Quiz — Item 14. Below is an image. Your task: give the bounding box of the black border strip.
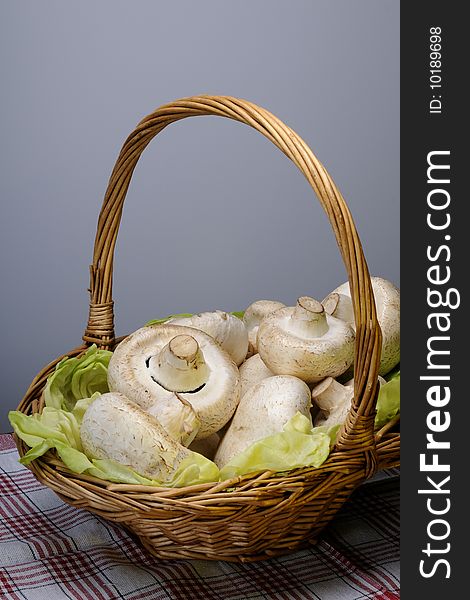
[401,3,465,596]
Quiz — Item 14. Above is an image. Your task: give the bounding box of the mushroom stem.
[323,293,356,329]
[148,334,209,392]
[312,377,355,430]
[312,375,388,431]
[290,297,329,338]
[311,377,350,412]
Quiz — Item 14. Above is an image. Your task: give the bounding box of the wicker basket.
[15,95,400,562]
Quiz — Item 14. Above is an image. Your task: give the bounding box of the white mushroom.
[243,300,285,355]
[257,296,355,383]
[80,392,192,481]
[239,354,273,398]
[322,277,400,375]
[312,376,387,430]
[214,375,312,467]
[168,311,248,366]
[108,324,240,443]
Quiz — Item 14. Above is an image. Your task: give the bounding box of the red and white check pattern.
[0,433,399,599]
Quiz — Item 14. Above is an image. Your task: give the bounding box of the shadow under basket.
[15,95,400,562]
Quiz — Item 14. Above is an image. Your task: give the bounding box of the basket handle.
[83,95,382,462]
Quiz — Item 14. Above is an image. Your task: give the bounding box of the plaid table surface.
[0,433,399,600]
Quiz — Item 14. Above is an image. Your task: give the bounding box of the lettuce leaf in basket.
[9,394,219,488]
[230,311,245,320]
[43,345,112,411]
[84,454,219,487]
[219,412,331,480]
[9,394,96,461]
[9,402,89,451]
[375,372,400,429]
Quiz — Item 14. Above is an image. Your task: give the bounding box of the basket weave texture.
[16,96,400,562]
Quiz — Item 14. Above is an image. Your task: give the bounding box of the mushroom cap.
[108,324,240,441]
[239,353,273,398]
[214,375,312,468]
[80,392,191,481]
[168,311,249,366]
[243,300,286,355]
[257,297,355,383]
[323,277,400,376]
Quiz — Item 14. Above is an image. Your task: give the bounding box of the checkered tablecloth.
[0,433,399,599]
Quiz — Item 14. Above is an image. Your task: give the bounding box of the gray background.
[0,0,399,432]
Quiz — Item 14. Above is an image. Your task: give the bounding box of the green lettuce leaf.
[9,395,97,454]
[311,423,341,446]
[10,407,82,450]
[86,452,219,487]
[375,372,400,429]
[219,412,330,480]
[230,311,245,319]
[43,345,112,411]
